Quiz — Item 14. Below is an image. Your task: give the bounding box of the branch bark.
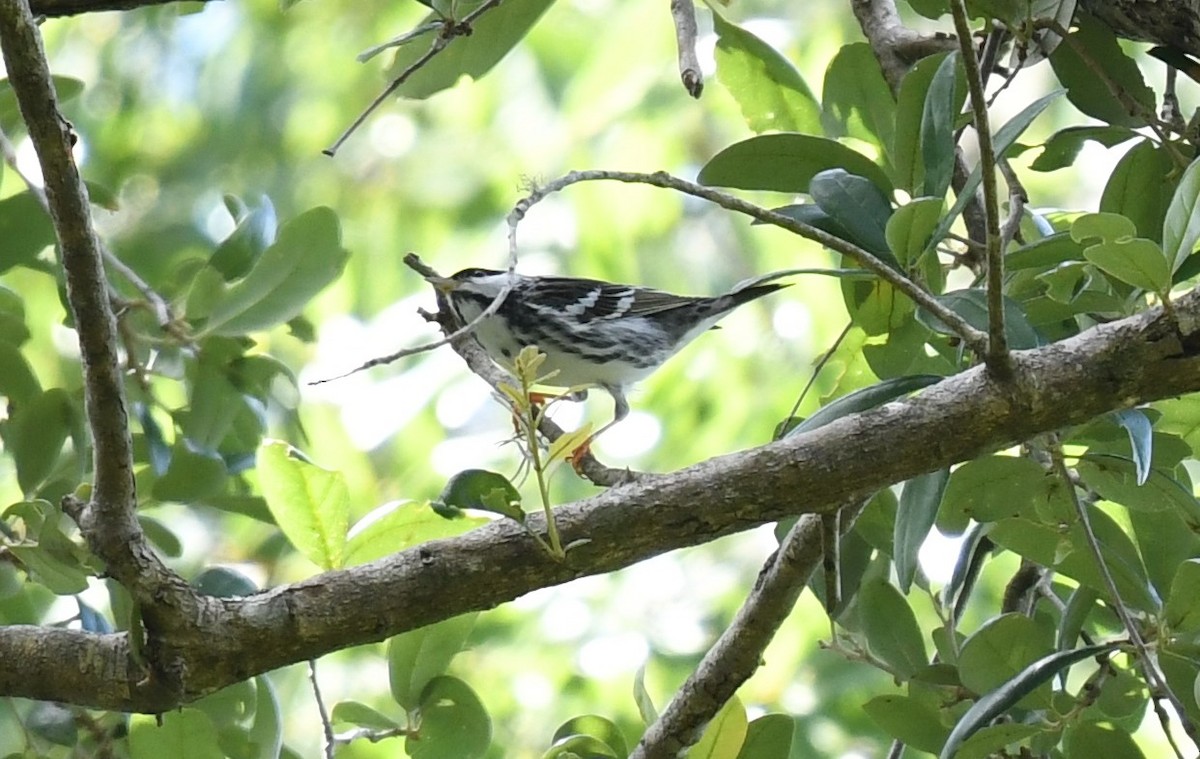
[0,286,1198,711]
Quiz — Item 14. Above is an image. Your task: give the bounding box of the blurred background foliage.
[0,0,1191,755]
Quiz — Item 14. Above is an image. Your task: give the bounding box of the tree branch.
[632,500,866,759]
[1,286,1199,711]
[0,0,193,611]
[28,0,214,16]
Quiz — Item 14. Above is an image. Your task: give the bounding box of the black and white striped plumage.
[429,267,788,427]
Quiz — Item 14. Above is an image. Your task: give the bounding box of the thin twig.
[325,0,508,156]
[509,170,989,355]
[1049,442,1199,748]
[669,0,703,98]
[950,0,1009,376]
[785,320,853,423]
[308,660,335,759]
[630,499,868,759]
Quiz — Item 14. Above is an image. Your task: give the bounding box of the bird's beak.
[425,275,458,294]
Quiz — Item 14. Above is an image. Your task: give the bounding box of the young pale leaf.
[209,195,276,280]
[633,665,658,725]
[204,206,349,336]
[920,52,959,199]
[384,0,554,99]
[1164,157,1200,272]
[698,134,892,195]
[895,468,949,593]
[686,695,747,759]
[711,9,821,134]
[345,500,488,566]
[1083,237,1170,293]
[405,676,492,759]
[389,613,479,711]
[940,644,1114,759]
[257,440,349,571]
[860,578,928,678]
[886,196,944,265]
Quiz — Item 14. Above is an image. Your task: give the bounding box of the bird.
[426,266,790,441]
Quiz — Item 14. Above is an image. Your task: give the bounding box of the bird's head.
[426,267,512,298]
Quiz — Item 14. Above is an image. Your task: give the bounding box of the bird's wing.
[527,277,703,320]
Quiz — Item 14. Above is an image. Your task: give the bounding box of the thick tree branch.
[1,288,1199,711]
[0,0,191,608]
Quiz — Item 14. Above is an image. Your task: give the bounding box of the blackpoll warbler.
[428,267,789,434]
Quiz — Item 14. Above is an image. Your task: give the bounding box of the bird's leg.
[569,386,628,472]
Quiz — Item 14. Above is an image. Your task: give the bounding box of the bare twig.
[950,0,1009,376]
[670,0,703,98]
[510,169,990,356]
[850,0,956,92]
[630,499,868,759]
[309,660,335,759]
[325,0,508,156]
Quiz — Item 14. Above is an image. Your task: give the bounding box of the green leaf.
[257,440,349,571]
[0,76,83,132]
[203,206,349,336]
[389,613,478,711]
[953,723,1042,759]
[940,455,1060,523]
[958,614,1054,710]
[734,714,793,759]
[345,500,487,566]
[152,444,229,504]
[1083,237,1170,293]
[543,735,620,759]
[886,197,944,266]
[787,375,942,437]
[633,665,657,725]
[917,289,1042,350]
[1076,454,1199,516]
[895,468,949,592]
[862,694,948,753]
[552,716,628,759]
[892,53,957,193]
[405,676,491,759]
[809,169,895,258]
[821,43,895,158]
[1164,559,1200,633]
[1048,13,1155,127]
[331,700,401,730]
[699,134,892,195]
[1164,157,1200,272]
[8,544,88,594]
[1006,232,1086,270]
[435,469,522,521]
[0,342,40,406]
[926,90,1063,251]
[385,0,555,99]
[8,388,74,495]
[1100,140,1176,243]
[711,9,821,134]
[139,515,183,558]
[249,675,283,759]
[210,195,277,281]
[686,695,747,759]
[921,52,959,199]
[0,192,55,273]
[940,644,1113,759]
[129,709,224,759]
[1063,722,1145,759]
[1029,125,1138,172]
[26,702,78,747]
[860,578,928,678]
